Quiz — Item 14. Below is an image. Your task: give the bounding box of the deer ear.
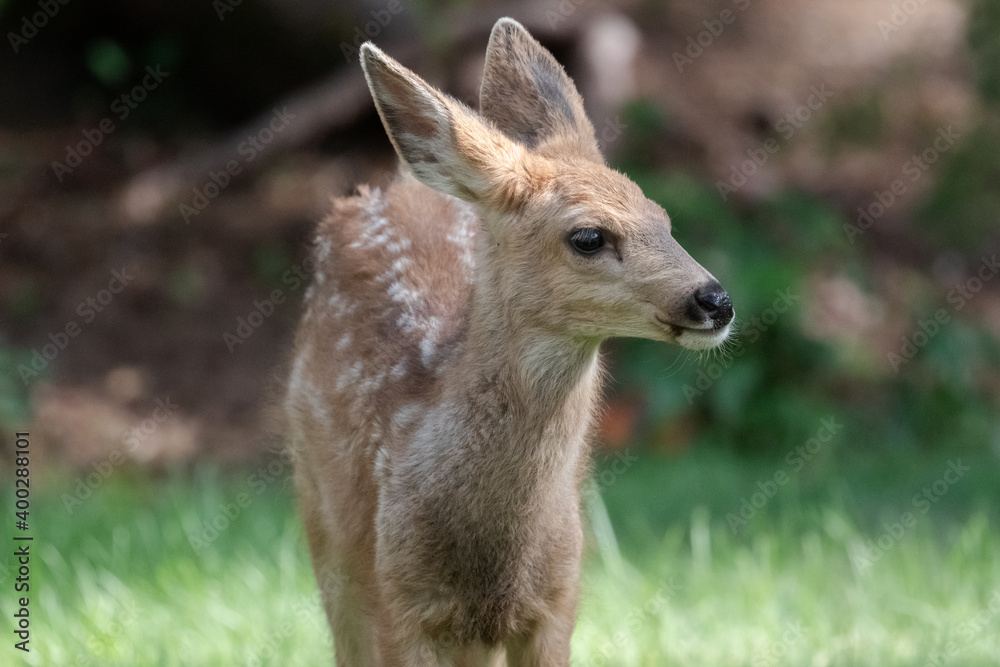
[360,42,525,205]
[480,18,601,161]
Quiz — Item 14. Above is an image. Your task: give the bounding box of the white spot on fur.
[360,369,387,395]
[313,238,332,286]
[385,238,412,254]
[409,402,464,482]
[448,200,477,271]
[336,332,352,350]
[419,316,443,368]
[316,237,332,263]
[336,360,364,393]
[390,359,408,379]
[375,256,413,285]
[420,337,436,367]
[391,403,422,432]
[306,382,333,433]
[327,292,358,319]
[387,281,421,303]
[285,348,310,415]
[348,188,391,250]
[396,311,420,334]
[287,346,333,433]
[374,446,389,481]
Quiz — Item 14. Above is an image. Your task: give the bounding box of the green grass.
[3,449,999,666]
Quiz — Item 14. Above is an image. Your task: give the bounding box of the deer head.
[360,18,733,351]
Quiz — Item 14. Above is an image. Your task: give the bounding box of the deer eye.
[568,228,605,255]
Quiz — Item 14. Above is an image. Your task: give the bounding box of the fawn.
[286,17,734,666]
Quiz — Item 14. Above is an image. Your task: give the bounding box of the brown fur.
[286,18,733,666]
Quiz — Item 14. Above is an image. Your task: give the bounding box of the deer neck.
[446,243,603,468]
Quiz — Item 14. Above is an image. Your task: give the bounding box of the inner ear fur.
[361,42,532,208]
[480,17,602,162]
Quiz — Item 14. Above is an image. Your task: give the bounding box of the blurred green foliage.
[597,5,1000,459]
[86,38,132,87]
[915,0,1000,251]
[605,165,999,457]
[251,242,297,289]
[821,91,886,149]
[967,0,1000,109]
[0,341,34,434]
[917,123,1000,252]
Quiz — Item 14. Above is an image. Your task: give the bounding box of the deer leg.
[301,489,378,666]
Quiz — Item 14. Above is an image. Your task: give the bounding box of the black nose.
[690,281,734,326]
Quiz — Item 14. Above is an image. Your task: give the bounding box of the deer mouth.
[654,316,731,350]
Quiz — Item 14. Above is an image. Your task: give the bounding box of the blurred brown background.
[2,0,998,471]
